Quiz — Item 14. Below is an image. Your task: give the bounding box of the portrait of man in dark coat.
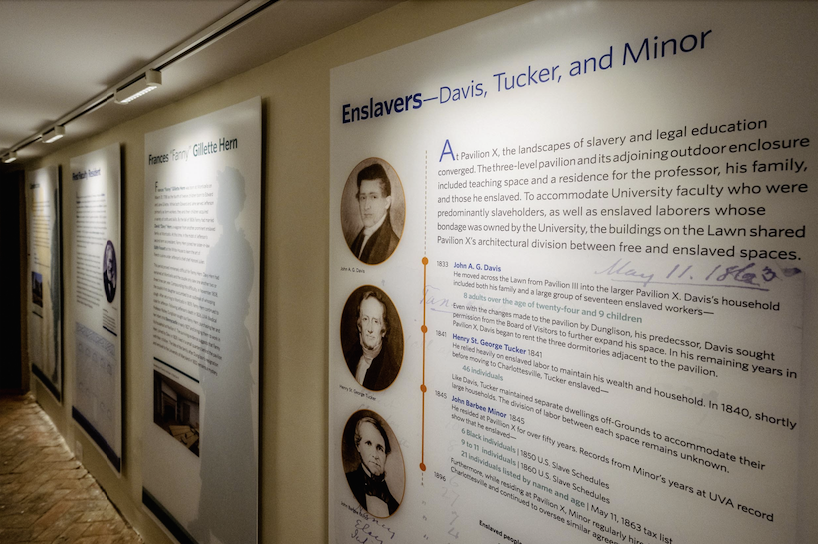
[342,287,403,391]
[342,159,404,265]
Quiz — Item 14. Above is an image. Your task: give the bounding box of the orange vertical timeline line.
[420,149,428,472]
[420,256,428,472]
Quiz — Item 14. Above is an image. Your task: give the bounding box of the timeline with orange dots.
[329,3,814,543]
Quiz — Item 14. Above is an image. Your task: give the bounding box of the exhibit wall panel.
[21,1,816,544]
[141,97,261,544]
[68,144,123,473]
[329,2,814,544]
[26,166,62,401]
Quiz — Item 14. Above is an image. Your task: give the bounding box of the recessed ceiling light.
[2,152,17,163]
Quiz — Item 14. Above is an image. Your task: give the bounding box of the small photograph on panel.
[153,370,200,456]
[342,410,405,518]
[341,285,404,391]
[102,240,117,303]
[32,271,44,307]
[341,158,405,265]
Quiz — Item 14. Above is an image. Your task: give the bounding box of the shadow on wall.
[190,166,256,544]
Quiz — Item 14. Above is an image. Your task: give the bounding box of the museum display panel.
[26,165,62,401]
[68,143,124,471]
[141,97,262,544]
[329,2,814,543]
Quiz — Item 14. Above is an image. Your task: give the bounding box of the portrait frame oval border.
[341,409,406,518]
[340,157,406,266]
[339,285,404,392]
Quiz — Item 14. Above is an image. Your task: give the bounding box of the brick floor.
[0,394,142,544]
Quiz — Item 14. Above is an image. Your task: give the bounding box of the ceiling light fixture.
[42,126,65,143]
[2,152,17,163]
[115,70,162,104]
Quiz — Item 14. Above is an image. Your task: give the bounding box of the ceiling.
[0,0,400,172]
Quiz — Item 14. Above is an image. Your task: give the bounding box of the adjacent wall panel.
[329,2,814,543]
[27,166,62,400]
[142,97,261,544]
[69,143,123,472]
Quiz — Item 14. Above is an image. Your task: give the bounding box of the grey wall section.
[23,1,817,543]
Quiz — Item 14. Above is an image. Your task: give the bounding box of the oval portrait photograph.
[340,285,404,391]
[340,157,405,265]
[103,240,117,303]
[341,410,405,518]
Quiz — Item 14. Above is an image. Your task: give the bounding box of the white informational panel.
[27,166,62,401]
[329,3,814,544]
[142,97,261,544]
[69,143,123,472]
